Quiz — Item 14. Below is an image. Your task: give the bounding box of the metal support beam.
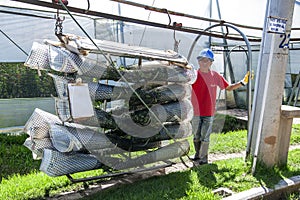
[10,0,260,42]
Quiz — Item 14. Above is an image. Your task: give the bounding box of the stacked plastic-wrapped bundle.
[23,34,196,176]
[23,108,103,176]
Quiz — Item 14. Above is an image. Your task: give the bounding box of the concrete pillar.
[250,0,296,167]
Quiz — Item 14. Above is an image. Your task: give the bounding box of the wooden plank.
[53,35,190,67]
[281,105,300,118]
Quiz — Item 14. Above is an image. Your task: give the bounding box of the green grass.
[0,134,41,181]
[291,124,300,144]
[84,151,300,200]
[0,125,300,200]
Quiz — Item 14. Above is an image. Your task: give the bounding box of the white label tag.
[68,83,94,119]
[268,17,287,34]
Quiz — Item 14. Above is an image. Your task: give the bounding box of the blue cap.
[197,48,214,61]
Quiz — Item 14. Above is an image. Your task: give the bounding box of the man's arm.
[225,71,251,91]
[226,82,244,91]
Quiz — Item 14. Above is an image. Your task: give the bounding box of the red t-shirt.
[191,70,229,116]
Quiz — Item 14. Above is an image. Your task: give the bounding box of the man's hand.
[240,71,250,86]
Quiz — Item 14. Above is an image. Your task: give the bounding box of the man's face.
[198,57,212,69]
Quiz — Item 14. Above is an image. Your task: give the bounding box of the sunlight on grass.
[210,130,247,154]
[0,171,68,199]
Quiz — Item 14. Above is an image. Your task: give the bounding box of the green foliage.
[0,63,56,98]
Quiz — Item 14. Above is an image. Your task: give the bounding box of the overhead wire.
[131,0,156,65]
[138,0,156,47]
[0,9,54,19]
[0,29,28,56]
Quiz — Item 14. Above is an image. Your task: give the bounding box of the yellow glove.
[240,71,250,86]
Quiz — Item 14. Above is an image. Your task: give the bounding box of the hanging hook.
[53,0,68,42]
[55,10,64,35]
[163,8,171,26]
[173,30,179,52]
[85,0,90,13]
[172,22,182,52]
[225,26,229,37]
[173,22,182,52]
[163,8,181,52]
[54,10,65,42]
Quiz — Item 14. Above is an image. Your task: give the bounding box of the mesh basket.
[24,42,50,70]
[47,42,112,78]
[55,97,72,122]
[152,121,192,141]
[98,139,190,170]
[76,57,114,78]
[108,121,192,143]
[48,73,69,99]
[24,108,61,139]
[23,137,54,160]
[129,84,191,109]
[88,82,114,101]
[48,45,82,73]
[49,124,82,153]
[49,123,116,152]
[128,61,191,83]
[40,149,102,177]
[113,99,193,126]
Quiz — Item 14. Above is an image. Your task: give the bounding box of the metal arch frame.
[214,45,249,115]
[224,44,249,84]
[187,22,252,154]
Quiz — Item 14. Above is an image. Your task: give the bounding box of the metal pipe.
[287,71,300,105]
[215,0,239,108]
[251,34,275,174]
[245,0,270,160]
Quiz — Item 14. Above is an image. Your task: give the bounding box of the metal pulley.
[52,0,68,5]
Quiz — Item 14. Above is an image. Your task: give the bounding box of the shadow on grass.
[85,163,231,200]
[85,169,195,200]
[253,149,300,189]
[193,162,247,192]
[194,163,223,188]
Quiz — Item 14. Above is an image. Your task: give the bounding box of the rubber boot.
[199,142,209,165]
[192,141,201,161]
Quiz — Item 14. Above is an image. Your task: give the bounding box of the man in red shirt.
[191,48,250,165]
